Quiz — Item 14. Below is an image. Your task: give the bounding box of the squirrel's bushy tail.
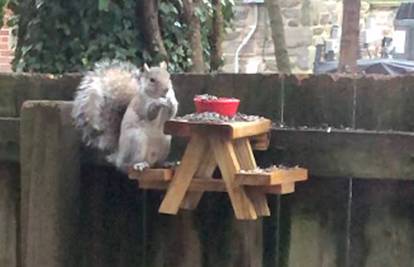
[72,60,139,152]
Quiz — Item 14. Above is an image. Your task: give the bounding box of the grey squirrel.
[72,60,178,172]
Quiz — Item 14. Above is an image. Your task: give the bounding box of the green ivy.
[9,0,234,73]
[0,0,8,28]
[9,0,143,73]
[158,1,191,72]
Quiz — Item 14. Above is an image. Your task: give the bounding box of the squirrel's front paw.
[159,97,169,106]
[147,103,162,121]
[160,98,175,116]
[133,162,150,172]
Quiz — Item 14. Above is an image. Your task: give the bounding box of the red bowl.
[194,96,240,116]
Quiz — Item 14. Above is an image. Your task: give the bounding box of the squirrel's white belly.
[144,127,171,165]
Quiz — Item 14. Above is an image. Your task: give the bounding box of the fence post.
[0,164,19,267]
[20,101,80,267]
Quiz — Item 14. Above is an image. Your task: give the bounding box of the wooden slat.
[180,146,217,210]
[0,118,20,162]
[250,133,270,151]
[236,167,308,186]
[163,120,192,137]
[188,178,226,192]
[230,120,271,139]
[12,124,414,181]
[138,176,292,195]
[128,168,174,181]
[0,118,269,165]
[270,128,414,180]
[233,138,270,216]
[0,165,18,267]
[233,139,257,170]
[20,101,81,267]
[210,135,257,220]
[159,133,208,214]
[164,119,271,140]
[138,177,225,192]
[258,183,295,194]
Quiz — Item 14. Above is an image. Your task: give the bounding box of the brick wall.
[0,9,14,73]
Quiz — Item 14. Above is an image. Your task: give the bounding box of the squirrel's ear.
[143,63,150,73]
[159,61,168,70]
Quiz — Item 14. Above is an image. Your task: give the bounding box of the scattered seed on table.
[176,112,263,123]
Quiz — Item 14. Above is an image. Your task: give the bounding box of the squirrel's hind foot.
[133,161,150,172]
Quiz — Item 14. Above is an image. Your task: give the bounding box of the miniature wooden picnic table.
[129,118,307,220]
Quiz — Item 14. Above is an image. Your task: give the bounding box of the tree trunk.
[265,0,291,74]
[210,0,223,71]
[338,0,361,73]
[139,0,168,61]
[182,0,205,73]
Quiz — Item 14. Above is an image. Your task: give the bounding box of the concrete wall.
[1,73,414,267]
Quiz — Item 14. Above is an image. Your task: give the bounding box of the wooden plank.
[139,177,226,192]
[20,101,81,267]
[0,164,18,267]
[233,138,270,216]
[257,183,295,194]
[138,176,291,195]
[350,179,414,266]
[230,119,271,139]
[180,146,217,210]
[163,120,191,137]
[129,168,174,181]
[236,167,308,186]
[171,74,207,116]
[227,73,282,121]
[78,165,151,267]
[0,118,19,162]
[283,75,354,128]
[0,83,18,117]
[164,119,271,140]
[159,133,208,214]
[283,177,349,267]
[176,178,225,192]
[270,127,414,180]
[156,211,202,267]
[355,76,414,131]
[0,119,269,166]
[233,139,257,170]
[210,135,257,220]
[250,133,270,151]
[7,115,414,181]
[5,123,413,181]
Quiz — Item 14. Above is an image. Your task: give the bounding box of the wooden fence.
[1,73,414,267]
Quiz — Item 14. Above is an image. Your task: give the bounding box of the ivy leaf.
[98,0,109,11]
[21,44,33,56]
[35,0,44,9]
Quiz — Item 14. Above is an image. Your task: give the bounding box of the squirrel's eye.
[150,78,155,83]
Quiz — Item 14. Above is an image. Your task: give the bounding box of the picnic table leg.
[210,135,257,220]
[180,146,217,210]
[233,138,270,216]
[159,133,208,214]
